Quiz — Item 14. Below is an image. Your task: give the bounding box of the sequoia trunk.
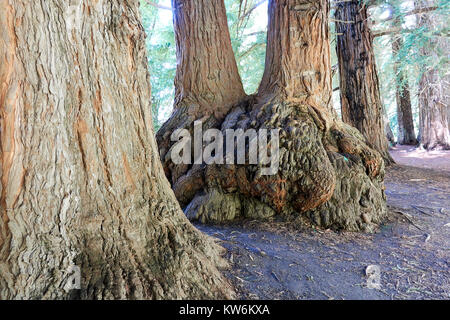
[0,0,232,299]
[157,0,247,187]
[335,0,393,162]
[415,0,450,150]
[258,0,334,117]
[171,0,246,118]
[391,31,417,145]
[159,0,387,232]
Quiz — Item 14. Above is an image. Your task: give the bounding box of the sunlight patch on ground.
[390,145,450,172]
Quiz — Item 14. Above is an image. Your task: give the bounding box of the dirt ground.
[197,146,450,300]
[390,145,450,172]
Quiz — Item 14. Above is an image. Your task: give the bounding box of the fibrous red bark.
[157,0,247,187]
[172,0,246,118]
[158,0,387,232]
[0,0,232,299]
[335,0,393,163]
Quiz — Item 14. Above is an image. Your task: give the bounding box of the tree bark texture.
[158,0,387,232]
[156,0,247,186]
[257,0,334,117]
[0,0,233,299]
[415,0,450,150]
[391,32,417,145]
[335,0,393,163]
[172,0,246,118]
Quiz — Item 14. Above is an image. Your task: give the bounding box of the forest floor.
[197,146,450,300]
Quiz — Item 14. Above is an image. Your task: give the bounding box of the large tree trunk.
[257,0,334,117]
[172,0,246,117]
[335,0,393,163]
[391,31,417,145]
[158,0,387,232]
[0,0,232,299]
[156,0,247,188]
[415,1,450,150]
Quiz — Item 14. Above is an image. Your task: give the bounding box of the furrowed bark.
[415,0,450,150]
[391,33,417,145]
[159,0,387,232]
[0,0,232,299]
[335,0,393,163]
[258,0,335,118]
[171,0,246,117]
[157,0,247,187]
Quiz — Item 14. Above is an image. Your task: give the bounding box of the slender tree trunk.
[158,0,387,232]
[418,70,450,150]
[391,31,417,145]
[415,0,450,150]
[0,0,232,299]
[335,0,393,163]
[383,107,396,146]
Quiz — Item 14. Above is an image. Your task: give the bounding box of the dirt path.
[197,149,450,300]
[390,145,450,172]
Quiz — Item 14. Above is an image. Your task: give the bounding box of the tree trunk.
[415,1,450,150]
[391,32,417,145]
[383,107,396,146]
[158,0,387,232]
[257,0,334,117]
[157,0,247,187]
[335,0,393,163]
[0,0,232,299]
[172,0,246,117]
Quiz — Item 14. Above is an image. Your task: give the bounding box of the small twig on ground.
[389,206,425,231]
[411,205,433,216]
[271,271,280,282]
[321,291,334,300]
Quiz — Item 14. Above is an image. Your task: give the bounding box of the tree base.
[158,97,387,232]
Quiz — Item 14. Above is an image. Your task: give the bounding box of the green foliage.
[140,0,176,131]
[371,0,449,139]
[225,0,267,94]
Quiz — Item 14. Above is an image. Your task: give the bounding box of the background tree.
[141,1,177,131]
[227,0,268,93]
[384,105,397,145]
[335,0,393,163]
[0,0,232,299]
[370,0,448,146]
[386,2,418,145]
[392,31,418,145]
[157,0,387,232]
[415,0,449,149]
